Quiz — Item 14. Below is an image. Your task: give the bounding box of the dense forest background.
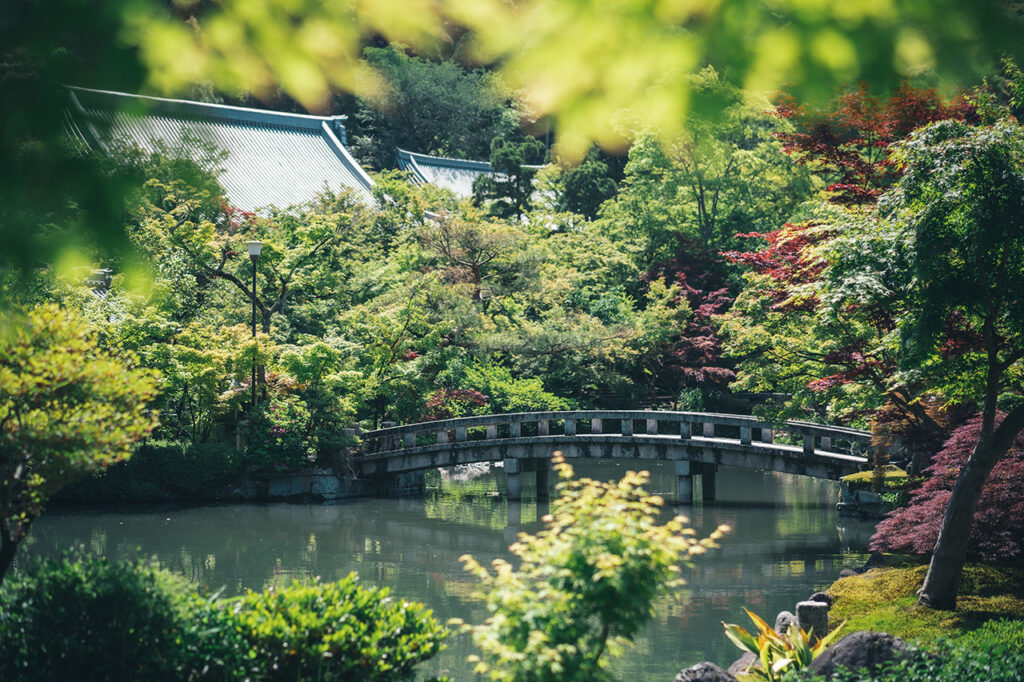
[10,48,1021,487]
[1,0,1023,623]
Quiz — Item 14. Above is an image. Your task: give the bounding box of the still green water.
[22,462,875,680]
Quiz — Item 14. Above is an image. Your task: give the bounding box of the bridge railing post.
[740,426,751,445]
[646,418,657,435]
[703,422,714,438]
[437,429,448,444]
[538,419,549,436]
[565,418,576,436]
[591,417,602,434]
[510,420,521,438]
[404,432,415,448]
[761,428,773,444]
[820,436,832,452]
[486,423,497,440]
[621,418,633,437]
[680,421,691,439]
[802,433,815,455]
[456,426,467,442]
[381,422,396,451]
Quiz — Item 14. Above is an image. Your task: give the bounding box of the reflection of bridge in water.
[359,410,870,503]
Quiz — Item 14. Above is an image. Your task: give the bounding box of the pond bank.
[719,558,1024,681]
[827,559,1024,650]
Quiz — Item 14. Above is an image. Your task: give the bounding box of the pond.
[22,461,876,680]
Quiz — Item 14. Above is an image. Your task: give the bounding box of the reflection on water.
[23,463,876,680]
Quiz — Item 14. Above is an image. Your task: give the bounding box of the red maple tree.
[718,84,971,463]
[721,85,968,402]
[421,388,489,421]
[641,239,736,397]
[774,83,972,206]
[870,412,1024,565]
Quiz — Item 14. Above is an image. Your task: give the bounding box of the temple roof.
[396,148,543,200]
[66,87,376,210]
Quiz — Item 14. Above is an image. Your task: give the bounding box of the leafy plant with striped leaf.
[722,608,845,681]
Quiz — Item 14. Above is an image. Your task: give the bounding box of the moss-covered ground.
[826,559,1024,651]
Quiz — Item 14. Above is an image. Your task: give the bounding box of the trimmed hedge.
[0,556,223,681]
[227,575,447,681]
[58,440,243,502]
[0,557,447,681]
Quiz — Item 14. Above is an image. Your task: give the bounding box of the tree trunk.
[918,405,1024,609]
[0,532,20,585]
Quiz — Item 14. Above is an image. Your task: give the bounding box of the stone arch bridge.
[357,411,870,503]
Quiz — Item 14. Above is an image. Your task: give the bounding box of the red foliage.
[220,201,259,234]
[870,413,1024,564]
[722,85,968,404]
[774,83,971,206]
[642,240,736,393]
[722,222,834,311]
[421,388,489,421]
[939,311,985,360]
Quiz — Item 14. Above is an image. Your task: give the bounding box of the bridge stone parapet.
[357,411,871,503]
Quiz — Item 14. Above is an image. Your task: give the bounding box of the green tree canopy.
[869,118,1024,608]
[0,304,158,582]
[5,0,1021,269]
[352,46,520,169]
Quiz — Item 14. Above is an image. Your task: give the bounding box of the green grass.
[840,466,908,486]
[827,560,1024,649]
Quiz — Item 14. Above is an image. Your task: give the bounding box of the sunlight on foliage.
[723,608,845,681]
[451,453,730,680]
[109,0,1023,159]
[0,304,158,580]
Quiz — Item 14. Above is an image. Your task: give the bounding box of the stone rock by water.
[774,610,798,634]
[839,568,860,578]
[807,631,912,678]
[796,600,829,641]
[809,591,833,607]
[863,551,884,571]
[726,652,757,677]
[673,661,739,682]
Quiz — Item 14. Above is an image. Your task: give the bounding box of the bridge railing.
[358,410,872,460]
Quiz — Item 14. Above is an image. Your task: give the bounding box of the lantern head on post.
[246,240,263,261]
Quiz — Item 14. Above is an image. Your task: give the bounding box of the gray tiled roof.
[67,87,376,211]
[397,148,544,200]
[397,148,491,199]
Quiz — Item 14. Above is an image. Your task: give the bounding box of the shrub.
[58,439,243,502]
[225,574,447,681]
[452,453,730,681]
[785,643,1024,682]
[723,609,845,681]
[0,558,448,681]
[247,395,317,473]
[0,556,239,682]
[461,362,571,413]
[870,413,1024,564]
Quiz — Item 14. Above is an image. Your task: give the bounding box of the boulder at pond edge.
[674,661,739,682]
[807,631,912,678]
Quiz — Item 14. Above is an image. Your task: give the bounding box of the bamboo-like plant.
[722,608,845,681]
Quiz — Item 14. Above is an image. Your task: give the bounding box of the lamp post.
[245,240,263,411]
